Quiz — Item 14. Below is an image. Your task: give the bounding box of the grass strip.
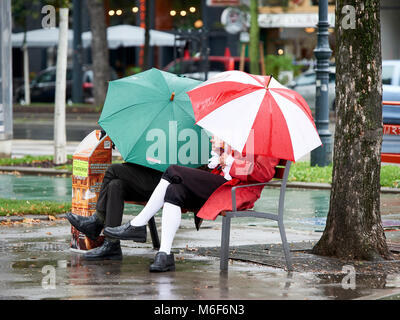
[0,198,71,216]
[0,155,72,166]
[289,162,400,188]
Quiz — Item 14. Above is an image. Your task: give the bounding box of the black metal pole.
[72,0,83,103]
[148,0,155,69]
[311,0,332,167]
[201,0,209,81]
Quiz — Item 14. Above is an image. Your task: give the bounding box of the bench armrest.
[231,182,269,211]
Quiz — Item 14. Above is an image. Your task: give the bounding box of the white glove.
[208,151,220,169]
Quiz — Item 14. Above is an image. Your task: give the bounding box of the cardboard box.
[70,130,112,251]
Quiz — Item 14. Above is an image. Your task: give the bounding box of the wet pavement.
[1,174,400,234]
[1,217,400,300]
[1,174,400,300]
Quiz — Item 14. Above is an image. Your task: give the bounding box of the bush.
[264,54,302,84]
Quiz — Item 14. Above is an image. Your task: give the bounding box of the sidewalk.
[1,215,400,300]
[10,139,121,159]
[2,137,400,300]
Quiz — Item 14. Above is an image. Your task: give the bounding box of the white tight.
[130,178,170,227]
[130,178,181,255]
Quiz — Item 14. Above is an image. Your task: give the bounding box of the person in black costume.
[66,131,163,260]
[66,133,228,265]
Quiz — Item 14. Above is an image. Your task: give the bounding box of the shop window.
[259,0,289,7]
[234,61,250,73]
[312,0,335,5]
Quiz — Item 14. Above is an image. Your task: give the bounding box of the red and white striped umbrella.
[187,70,322,162]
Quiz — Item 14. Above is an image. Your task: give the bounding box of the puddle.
[1,232,400,300]
[253,187,400,232]
[0,175,72,202]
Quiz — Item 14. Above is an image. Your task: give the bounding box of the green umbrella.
[98,68,209,172]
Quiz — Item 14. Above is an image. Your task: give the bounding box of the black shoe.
[66,212,103,241]
[83,239,122,261]
[149,252,175,272]
[103,222,146,242]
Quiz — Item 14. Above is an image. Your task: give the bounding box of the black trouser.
[96,163,162,228]
[161,165,227,211]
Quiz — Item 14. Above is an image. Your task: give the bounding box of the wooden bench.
[125,159,293,272]
[382,101,400,164]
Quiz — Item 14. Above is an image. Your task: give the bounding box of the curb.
[0,213,67,222]
[14,105,100,114]
[0,166,71,176]
[265,181,400,194]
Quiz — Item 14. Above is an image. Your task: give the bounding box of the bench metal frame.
[219,160,293,271]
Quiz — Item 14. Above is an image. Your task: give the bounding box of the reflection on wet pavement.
[1,175,400,300]
[0,220,400,300]
[1,175,399,233]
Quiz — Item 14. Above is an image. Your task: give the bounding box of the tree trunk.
[312,0,391,261]
[249,0,260,75]
[54,7,69,165]
[87,0,109,108]
[22,35,30,105]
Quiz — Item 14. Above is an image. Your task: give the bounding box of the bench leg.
[148,217,160,250]
[220,215,231,271]
[278,219,293,271]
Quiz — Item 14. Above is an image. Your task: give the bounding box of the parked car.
[290,60,400,155]
[382,60,400,124]
[287,67,336,110]
[163,56,250,81]
[15,65,118,104]
[288,60,400,114]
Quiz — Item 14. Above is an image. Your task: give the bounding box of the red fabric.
[196,155,279,221]
[244,91,294,160]
[187,81,261,121]
[187,72,320,162]
[211,166,223,176]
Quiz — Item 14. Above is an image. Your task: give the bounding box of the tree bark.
[87,0,109,108]
[312,0,392,261]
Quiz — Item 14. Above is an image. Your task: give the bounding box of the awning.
[82,25,180,49]
[12,24,181,49]
[11,28,74,48]
[258,13,335,28]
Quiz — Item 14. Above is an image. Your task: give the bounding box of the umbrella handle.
[170,92,175,101]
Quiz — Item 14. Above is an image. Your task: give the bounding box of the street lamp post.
[311,0,332,167]
[201,0,209,80]
[0,0,13,158]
